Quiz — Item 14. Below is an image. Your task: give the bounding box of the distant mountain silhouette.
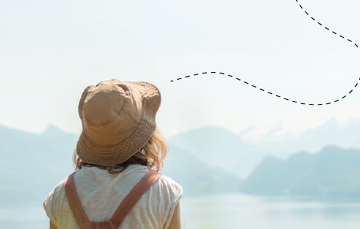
[170,126,258,177]
[0,124,242,207]
[1,118,360,206]
[0,124,78,207]
[163,144,243,196]
[240,118,360,156]
[241,145,360,199]
[170,118,360,177]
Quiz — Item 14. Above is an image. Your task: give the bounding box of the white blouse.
[43,164,183,229]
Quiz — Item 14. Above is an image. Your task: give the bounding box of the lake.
[1,193,360,229]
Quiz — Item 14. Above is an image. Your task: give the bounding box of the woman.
[43,79,183,229]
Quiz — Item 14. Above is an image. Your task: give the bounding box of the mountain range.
[170,117,360,177]
[0,124,242,207]
[241,145,360,200]
[1,117,360,207]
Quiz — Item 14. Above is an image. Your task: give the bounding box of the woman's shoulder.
[156,173,183,199]
[43,176,67,204]
[43,175,70,221]
[154,173,183,225]
[158,173,182,189]
[126,165,183,193]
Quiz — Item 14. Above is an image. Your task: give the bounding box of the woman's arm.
[50,220,58,229]
[167,202,181,229]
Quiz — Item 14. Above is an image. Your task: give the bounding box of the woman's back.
[43,164,183,229]
[43,79,182,228]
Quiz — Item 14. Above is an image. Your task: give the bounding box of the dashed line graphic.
[170,0,359,106]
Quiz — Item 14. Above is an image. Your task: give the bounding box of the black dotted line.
[296,0,359,49]
[171,72,360,105]
[169,0,359,106]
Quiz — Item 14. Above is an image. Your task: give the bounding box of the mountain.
[169,126,261,178]
[0,124,78,208]
[2,120,359,207]
[241,145,360,199]
[169,118,360,177]
[242,118,360,157]
[163,144,243,196]
[0,124,242,207]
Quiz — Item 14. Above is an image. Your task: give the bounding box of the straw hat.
[76,79,161,167]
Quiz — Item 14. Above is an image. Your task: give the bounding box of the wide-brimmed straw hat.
[76,79,161,167]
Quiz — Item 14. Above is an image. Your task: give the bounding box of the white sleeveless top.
[43,164,183,229]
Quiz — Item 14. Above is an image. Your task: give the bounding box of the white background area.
[1,0,360,142]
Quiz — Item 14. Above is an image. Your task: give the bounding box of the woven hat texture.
[76,79,161,167]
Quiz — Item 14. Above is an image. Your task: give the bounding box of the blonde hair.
[72,127,168,174]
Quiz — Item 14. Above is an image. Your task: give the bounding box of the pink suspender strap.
[64,172,91,228]
[110,170,162,228]
[64,169,162,229]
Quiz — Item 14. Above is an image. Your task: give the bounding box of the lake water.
[1,193,360,229]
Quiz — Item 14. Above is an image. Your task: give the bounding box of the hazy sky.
[1,0,360,141]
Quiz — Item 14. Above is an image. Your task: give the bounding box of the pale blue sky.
[1,0,360,141]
